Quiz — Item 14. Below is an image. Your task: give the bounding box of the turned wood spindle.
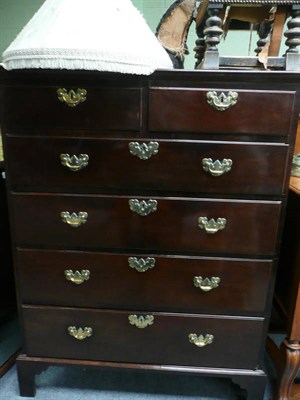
[203,5,224,52]
[255,19,274,55]
[194,23,206,68]
[285,5,300,54]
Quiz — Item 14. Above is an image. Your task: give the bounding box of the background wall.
[0,0,44,56]
[0,0,268,69]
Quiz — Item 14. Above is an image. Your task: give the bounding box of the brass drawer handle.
[198,217,226,234]
[193,276,220,291]
[129,141,159,160]
[64,269,90,285]
[129,199,158,216]
[206,91,238,111]
[68,326,93,340]
[128,257,156,272]
[202,158,233,177]
[188,333,214,347]
[60,153,89,172]
[128,314,154,329]
[61,211,88,228]
[57,88,87,107]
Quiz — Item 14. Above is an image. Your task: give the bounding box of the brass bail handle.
[60,154,89,172]
[206,91,238,111]
[129,199,158,216]
[64,270,90,285]
[198,217,226,234]
[61,211,88,228]
[188,333,214,347]
[198,217,227,235]
[128,314,154,329]
[202,158,233,177]
[128,257,156,272]
[57,88,87,107]
[68,326,93,340]
[193,276,220,292]
[129,141,159,160]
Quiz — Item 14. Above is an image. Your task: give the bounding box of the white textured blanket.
[1,0,173,74]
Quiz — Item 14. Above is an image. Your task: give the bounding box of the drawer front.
[149,88,295,135]
[3,86,141,131]
[17,249,273,316]
[22,306,264,369]
[7,136,288,196]
[12,194,281,256]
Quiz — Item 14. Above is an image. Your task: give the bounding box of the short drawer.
[6,136,288,196]
[17,249,273,316]
[22,305,264,369]
[3,86,141,131]
[149,88,295,135]
[11,193,281,256]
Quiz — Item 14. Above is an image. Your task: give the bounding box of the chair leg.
[273,338,300,400]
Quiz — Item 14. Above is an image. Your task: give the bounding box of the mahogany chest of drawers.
[0,67,299,399]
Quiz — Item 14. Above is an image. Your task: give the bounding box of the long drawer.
[17,249,273,316]
[22,305,264,369]
[149,88,295,135]
[2,86,141,131]
[11,194,281,256]
[6,136,288,195]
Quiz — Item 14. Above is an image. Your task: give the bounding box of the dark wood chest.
[1,68,299,399]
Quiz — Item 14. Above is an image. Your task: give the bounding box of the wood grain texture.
[6,136,289,196]
[21,305,264,369]
[17,249,273,316]
[1,67,299,398]
[149,88,295,135]
[11,193,282,256]
[3,86,141,131]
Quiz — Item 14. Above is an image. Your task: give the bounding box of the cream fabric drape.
[1,0,173,74]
